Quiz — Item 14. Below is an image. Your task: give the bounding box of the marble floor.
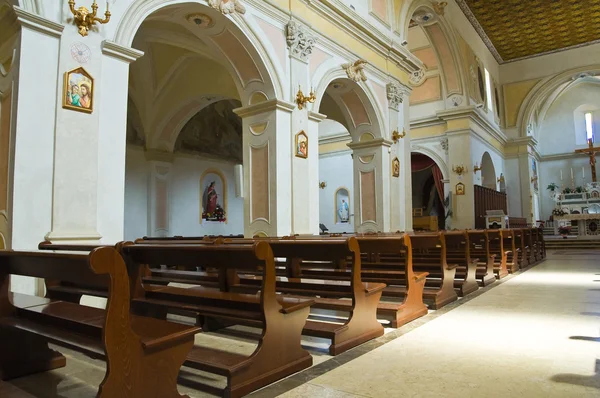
[5,251,600,397]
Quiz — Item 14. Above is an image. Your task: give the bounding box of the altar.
[554,213,600,237]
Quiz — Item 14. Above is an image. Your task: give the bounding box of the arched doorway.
[411,153,445,230]
[480,152,497,190]
[315,77,386,233]
[121,2,277,239]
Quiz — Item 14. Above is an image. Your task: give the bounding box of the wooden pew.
[139,235,430,328]
[533,227,546,259]
[136,237,385,353]
[0,248,198,398]
[40,242,314,398]
[522,228,536,265]
[501,229,519,273]
[512,229,529,269]
[411,231,479,297]
[486,229,509,279]
[465,230,497,286]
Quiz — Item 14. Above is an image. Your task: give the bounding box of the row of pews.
[0,227,545,397]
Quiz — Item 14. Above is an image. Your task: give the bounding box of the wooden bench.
[41,241,314,398]
[501,229,519,273]
[465,230,497,286]
[0,248,198,398]
[136,237,385,353]
[485,229,509,279]
[533,227,546,259]
[512,229,529,269]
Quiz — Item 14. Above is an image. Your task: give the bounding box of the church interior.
[0,0,599,397]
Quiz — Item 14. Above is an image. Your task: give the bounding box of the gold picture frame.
[295,130,308,158]
[456,182,465,195]
[392,157,400,177]
[63,67,94,114]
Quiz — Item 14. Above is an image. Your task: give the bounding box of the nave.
[2,234,598,397]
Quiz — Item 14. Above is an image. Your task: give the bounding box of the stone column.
[348,138,392,233]
[10,8,64,295]
[387,82,412,232]
[146,151,173,238]
[447,130,474,229]
[235,100,295,237]
[287,21,321,235]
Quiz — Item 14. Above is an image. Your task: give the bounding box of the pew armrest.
[363,282,386,296]
[446,263,459,270]
[134,315,201,351]
[413,272,429,282]
[278,297,314,314]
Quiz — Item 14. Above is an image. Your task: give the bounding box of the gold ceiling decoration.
[455,0,600,63]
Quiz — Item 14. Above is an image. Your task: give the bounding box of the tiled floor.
[5,251,600,397]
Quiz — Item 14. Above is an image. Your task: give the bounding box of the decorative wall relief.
[208,0,246,15]
[455,182,465,195]
[200,170,227,223]
[440,138,449,154]
[342,60,368,83]
[386,82,410,110]
[409,69,425,86]
[286,20,317,62]
[63,67,93,113]
[335,188,351,224]
[295,131,308,158]
[392,157,400,177]
[70,42,91,64]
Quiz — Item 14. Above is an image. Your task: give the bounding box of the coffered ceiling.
[455,0,600,63]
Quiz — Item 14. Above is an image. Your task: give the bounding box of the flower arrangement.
[563,187,573,194]
[552,208,567,217]
[547,183,559,191]
[558,225,571,237]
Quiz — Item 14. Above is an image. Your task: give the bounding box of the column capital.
[308,111,327,122]
[234,99,295,118]
[102,40,145,63]
[286,20,318,63]
[386,82,411,110]
[347,137,393,151]
[14,6,64,37]
[144,149,174,164]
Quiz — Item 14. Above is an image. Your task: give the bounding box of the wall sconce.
[319,181,327,189]
[296,85,316,110]
[531,176,538,184]
[497,174,505,183]
[452,165,468,176]
[69,0,112,37]
[473,163,482,174]
[392,129,406,143]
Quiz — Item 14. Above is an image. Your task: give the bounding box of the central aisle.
[276,252,600,397]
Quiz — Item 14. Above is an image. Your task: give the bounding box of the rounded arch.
[0,231,4,250]
[313,68,387,141]
[517,65,600,138]
[114,0,283,101]
[410,146,449,179]
[480,151,496,190]
[401,0,467,99]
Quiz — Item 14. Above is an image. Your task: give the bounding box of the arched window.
[585,111,594,142]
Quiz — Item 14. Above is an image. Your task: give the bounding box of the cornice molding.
[539,152,590,162]
[13,6,64,38]
[436,106,508,146]
[319,148,353,158]
[319,132,351,145]
[102,40,145,63]
[308,111,327,122]
[347,137,392,150]
[233,99,295,118]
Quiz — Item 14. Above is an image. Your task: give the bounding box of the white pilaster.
[447,130,475,229]
[146,152,174,238]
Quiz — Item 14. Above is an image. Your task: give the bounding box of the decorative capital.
[208,0,246,15]
[286,20,318,62]
[432,1,448,16]
[342,59,368,83]
[386,82,410,109]
[440,137,449,154]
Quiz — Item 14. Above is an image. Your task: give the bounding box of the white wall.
[124,147,244,240]
[319,152,354,233]
[538,83,600,155]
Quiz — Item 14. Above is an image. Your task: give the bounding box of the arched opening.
[480,152,497,190]
[411,153,445,231]
[122,2,275,239]
[316,77,385,233]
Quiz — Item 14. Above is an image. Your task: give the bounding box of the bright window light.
[585,112,593,141]
[484,68,493,111]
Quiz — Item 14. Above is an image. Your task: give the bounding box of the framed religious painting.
[295,131,308,159]
[392,157,400,177]
[63,67,94,113]
[455,182,465,195]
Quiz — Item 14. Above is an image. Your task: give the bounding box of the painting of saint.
[295,131,308,158]
[63,67,93,113]
[392,157,400,177]
[201,171,227,223]
[456,182,465,195]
